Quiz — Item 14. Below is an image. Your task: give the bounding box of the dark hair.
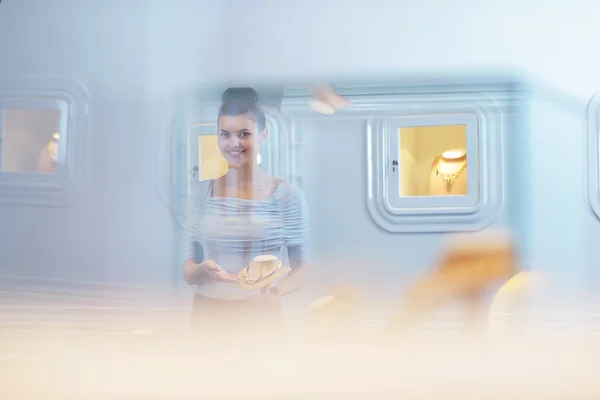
[218,87,266,131]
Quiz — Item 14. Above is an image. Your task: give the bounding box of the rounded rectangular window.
[386,113,479,210]
[0,98,69,179]
[0,78,89,206]
[1,108,62,174]
[364,89,505,233]
[279,81,509,233]
[399,125,468,197]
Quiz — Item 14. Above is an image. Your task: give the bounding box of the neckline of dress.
[205,179,283,202]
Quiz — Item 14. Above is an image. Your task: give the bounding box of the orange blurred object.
[392,229,518,331]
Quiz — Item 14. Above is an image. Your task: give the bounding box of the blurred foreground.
[2,230,599,398]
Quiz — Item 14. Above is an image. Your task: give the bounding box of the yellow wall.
[197,135,265,181]
[399,125,467,196]
[199,135,228,181]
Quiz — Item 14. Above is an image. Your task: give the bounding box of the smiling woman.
[217,88,266,170]
[182,87,311,338]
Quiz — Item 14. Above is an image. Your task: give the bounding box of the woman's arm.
[183,249,208,285]
[183,233,209,285]
[272,182,311,297]
[184,259,205,285]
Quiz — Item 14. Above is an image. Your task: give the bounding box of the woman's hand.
[199,260,239,283]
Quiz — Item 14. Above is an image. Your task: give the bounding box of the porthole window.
[0,78,89,206]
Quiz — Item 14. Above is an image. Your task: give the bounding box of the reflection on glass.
[0,109,61,174]
[309,85,351,114]
[399,125,468,197]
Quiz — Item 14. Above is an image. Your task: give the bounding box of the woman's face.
[217,114,266,169]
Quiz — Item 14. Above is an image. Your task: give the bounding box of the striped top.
[184,179,311,300]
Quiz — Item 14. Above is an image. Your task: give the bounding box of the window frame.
[385,112,480,211]
[587,90,600,219]
[0,78,89,207]
[281,83,506,233]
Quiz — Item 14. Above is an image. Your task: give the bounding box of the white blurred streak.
[309,85,352,114]
[2,297,600,398]
[2,251,600,398]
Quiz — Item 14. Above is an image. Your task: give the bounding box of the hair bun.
[222,87,259,104]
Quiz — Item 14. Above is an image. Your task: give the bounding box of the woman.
[183,87,310,338]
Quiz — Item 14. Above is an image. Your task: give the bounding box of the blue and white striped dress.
[184,179,311,300]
